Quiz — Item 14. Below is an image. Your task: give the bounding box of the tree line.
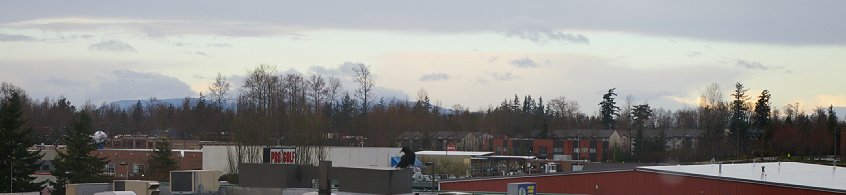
[1,65,843,164]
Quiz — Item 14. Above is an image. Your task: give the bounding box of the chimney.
[761,166,767,180]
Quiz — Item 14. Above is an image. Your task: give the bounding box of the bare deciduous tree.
[209,73,231,108]
[352,63,375,134]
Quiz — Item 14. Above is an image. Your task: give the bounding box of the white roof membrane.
[639,162,846,192]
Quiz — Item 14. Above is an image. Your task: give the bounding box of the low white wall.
[0,193,40,195]
[202,146,401,173]
[324,147,401,168]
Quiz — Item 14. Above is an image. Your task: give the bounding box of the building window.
[132,164,145,175]
[553,147,563,154]
[105,163,115,175]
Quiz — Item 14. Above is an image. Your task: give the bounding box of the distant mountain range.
[109,98,196,108]
[108,98,235,110]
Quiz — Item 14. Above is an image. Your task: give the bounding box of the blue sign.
[517,183,537,195]
[509,182,537,195]
[390,156,423,167]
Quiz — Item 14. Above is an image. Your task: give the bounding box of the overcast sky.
[1,0,845,114]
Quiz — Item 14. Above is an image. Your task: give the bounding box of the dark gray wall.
[239,163,412,194]
[239,163,318,188]
[335,167,412,194]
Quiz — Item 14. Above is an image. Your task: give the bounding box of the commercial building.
[92,149,203,179]
[441,162,846,195]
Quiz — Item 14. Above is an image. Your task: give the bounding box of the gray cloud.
[491,72,519,81]
[0,33,34,42]
[192,51,211,57]
[89,40,136,53]
[735,59,786,72]
[93,70,196,101]
[419,73,450,81]
[3,1,843,45]
[687,51,702,57]
[509,58,539,68]
[47,76,89,87]
[501,17,589,44]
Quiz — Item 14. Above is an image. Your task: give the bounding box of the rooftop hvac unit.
[113,180,160,195]
[66,183,111,195]
[170,170,222,194]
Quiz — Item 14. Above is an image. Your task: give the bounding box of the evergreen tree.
[0,90,45,192]
[631,103,652,161]
[51,110,109,194]
[599,88,620,130]
[753,90,772,139]
[131,100,145,134]
[512,95,521,112]
[729,83,750,158]
[653,129,667,160]
[535,97,546,118]
[147,138,177,182]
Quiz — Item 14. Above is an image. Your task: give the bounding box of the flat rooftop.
[415,151,493,156]
[639,162,846,192]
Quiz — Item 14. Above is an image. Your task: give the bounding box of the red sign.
[446,143,456,151]
[269,148,296,164]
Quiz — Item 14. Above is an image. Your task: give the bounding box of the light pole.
[425,161,435,192]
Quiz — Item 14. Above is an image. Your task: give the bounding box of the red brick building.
[91,149,202,179]
[491,130,620,162]
[532,139,553,159]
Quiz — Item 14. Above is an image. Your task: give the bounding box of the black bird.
[396,147,415,168]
